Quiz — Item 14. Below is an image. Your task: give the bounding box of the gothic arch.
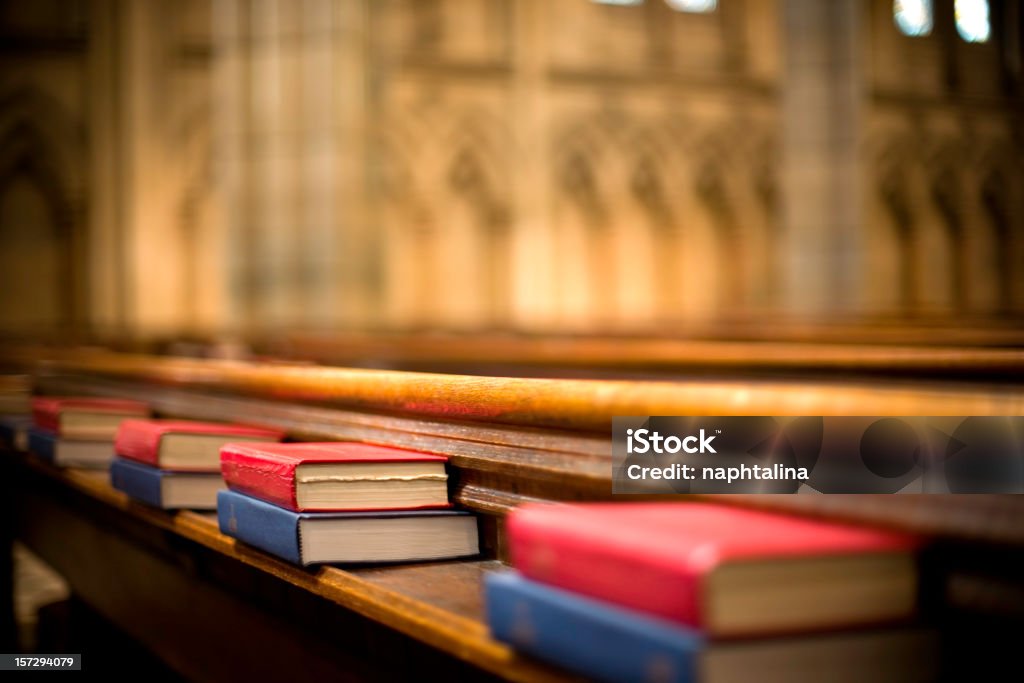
[874,136,917,311]
[0,86,85,201]
[0,123,79,333]
[977,146,1017,311]
[374,100,512,327]
[927,140,969,309]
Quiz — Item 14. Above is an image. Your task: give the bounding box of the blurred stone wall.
[0,0,1020,337]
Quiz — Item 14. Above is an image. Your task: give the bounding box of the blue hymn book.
[484,571,936,683]
[486,570,704,683]
[110,457,223,509]
[217,489,479,566]
[27,428,57,463]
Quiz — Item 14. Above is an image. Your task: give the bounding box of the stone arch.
[0,87,86,333]
[552,110,678,326]
[0,128,74,334]
[441,111,510,230]
[747,130,780,309]
[375,101,511,328]
[874,136,917,311]
[0,86,85,201]
[685,124,750,313]
[440,111,512,326]
[977,148,1016,311]
[929,163,966,308]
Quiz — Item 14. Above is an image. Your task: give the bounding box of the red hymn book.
[115,419,284,471]
[220,442,451,511]
[32,397,150,439]
[507,502,920,637]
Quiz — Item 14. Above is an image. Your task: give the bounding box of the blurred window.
[665,0,718,11]
[955,0,991,43]
[894,0,933,37]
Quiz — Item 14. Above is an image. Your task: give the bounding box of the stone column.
[510,0,554,329]
[87,0,123,335]
[779,0,864,316]
[120,0,185,334]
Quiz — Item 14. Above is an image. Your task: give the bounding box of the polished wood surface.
[15,348,1024,433]
[264,331,1024,380]
[4,453,572,682]
[28,365,1024,547]
[4,336,1024,679]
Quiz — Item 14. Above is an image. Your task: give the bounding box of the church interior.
[0,0,1022,680]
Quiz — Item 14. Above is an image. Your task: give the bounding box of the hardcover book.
[110,457,224,509]
[28,428,114,468]
[220,442,450,511]
[485,571,937,683]
[508,503,919,637]
[115,419,284,471]
[217,489,478,565]
[32,397,149,440]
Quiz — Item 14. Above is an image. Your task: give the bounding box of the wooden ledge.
[16,348,1024,431]
[6,454,571,682]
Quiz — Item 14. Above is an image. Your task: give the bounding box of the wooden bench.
[3,344,1024,680]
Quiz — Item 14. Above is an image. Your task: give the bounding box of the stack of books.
[27,397,149,468]
[110,420,284,510]
[217,442,480,565]
[0,374,32,451]
[486,503,937,683]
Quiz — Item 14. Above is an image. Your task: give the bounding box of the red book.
[221,442,451,511]
[32,397,150,439]
[115,419,284,472]
[508,503,920,637]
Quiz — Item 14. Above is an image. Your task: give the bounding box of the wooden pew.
[22,346,1024,544]
[3,345,1024,680]
[256,330,1024,382]
[3,456,556,682]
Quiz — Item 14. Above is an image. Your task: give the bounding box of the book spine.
[485,572,702,683]
[220,449,298,510]
[110,459,165,507]
[217,490,303,564]
[508,512,703,628]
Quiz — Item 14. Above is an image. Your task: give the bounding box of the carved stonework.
[1,0,1022,336]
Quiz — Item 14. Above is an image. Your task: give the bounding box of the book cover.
[32,397,149,434]
[109,457,222,509]
[110,458,167,507]
[508,503,919,636]
[486,570,705,683]
[27,427,57,463]
[115,419,284,469]
[486,571,936,683]
[216,489,472,566]
[220,441,449,511]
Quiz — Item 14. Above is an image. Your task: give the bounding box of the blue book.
[485,572,937,683]
[27,427,113,468]
[217,489,479,566]
[0,415,32,451]
[110,458,223,510]
[27,427,56,462]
